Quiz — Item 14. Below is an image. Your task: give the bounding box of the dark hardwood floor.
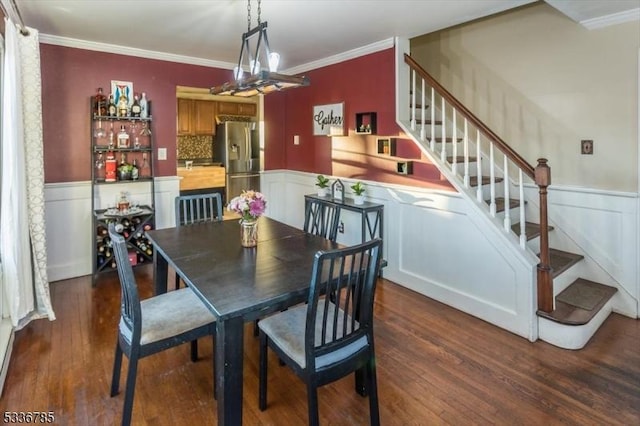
[1,265,638,425]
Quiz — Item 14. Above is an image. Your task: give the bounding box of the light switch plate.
[158,147,167,160]
[294,135,300,145]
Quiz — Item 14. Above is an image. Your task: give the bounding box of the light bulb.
[250,60,261,75]
[233,66,243,81]
[268,52,280,72]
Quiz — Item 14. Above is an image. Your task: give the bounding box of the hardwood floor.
[1,265,638,425]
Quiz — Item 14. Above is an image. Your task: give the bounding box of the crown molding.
[38,34,236,69]
[581,7,640,30]
[283,38,395,75]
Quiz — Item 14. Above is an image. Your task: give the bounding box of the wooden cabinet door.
[217,101,239,115]
[237,103,257,116]
[194,100,216,135]
[177,99,194,135]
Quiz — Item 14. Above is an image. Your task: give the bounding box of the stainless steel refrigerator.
[214,121,260,203]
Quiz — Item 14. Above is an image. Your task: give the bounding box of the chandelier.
[211,0,310,97]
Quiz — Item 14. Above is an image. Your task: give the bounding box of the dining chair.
[108,223,217,426]
[303,198,340,242]
[258,238,383,426]
[174,192,223,288]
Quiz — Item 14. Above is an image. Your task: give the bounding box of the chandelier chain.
[247,0,251,31]
[257,0,262,25]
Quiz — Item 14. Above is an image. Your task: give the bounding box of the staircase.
[395,49,618,349]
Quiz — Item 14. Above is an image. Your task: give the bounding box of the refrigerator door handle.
[229,174,260,179]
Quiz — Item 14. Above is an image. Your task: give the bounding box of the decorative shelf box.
[377,138,396,156]
[355,112,377,134]
[396,161,413,175]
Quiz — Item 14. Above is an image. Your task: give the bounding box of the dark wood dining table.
[145,217,340,425]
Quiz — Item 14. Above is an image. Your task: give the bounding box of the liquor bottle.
[131,159,139,180]
[131,94,141,117]
[140,153,150,178]
[94,87,107,116]
[139,92,148,118]
[105,152,117,182]
[117,125,130,148]
[107,94,117,117]
[117,92,129,117]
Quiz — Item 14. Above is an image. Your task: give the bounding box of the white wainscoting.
[44,177,180,282]
[262,170,640,341]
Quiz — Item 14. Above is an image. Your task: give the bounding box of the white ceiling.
[12,0,640,74]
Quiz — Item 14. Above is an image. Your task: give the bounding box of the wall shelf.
[355,112,377,134]
[396,161,413,175]
[376,137,396,156]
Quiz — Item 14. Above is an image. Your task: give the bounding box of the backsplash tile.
[177,135,213,160]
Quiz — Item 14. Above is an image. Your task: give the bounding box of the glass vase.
[240,218,258,248]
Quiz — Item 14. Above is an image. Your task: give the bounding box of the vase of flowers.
[227,190,267,247]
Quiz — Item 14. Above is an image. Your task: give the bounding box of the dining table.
[145,216,340,425]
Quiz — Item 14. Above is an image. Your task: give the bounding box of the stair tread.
[537,279,617,325]
[541,248,584,278]
[446,156,477,163]
[510,221,555,240]
[469,175,504,187]
[488,197,522,213]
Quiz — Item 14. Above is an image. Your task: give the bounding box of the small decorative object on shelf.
[227,190,267,248]
[331,178,345,203]
[397,161,414,175]
[117,191,130,213]
[351,181,366,205]
[377,137,396,156]
[355,112,377,134]
[315,174,330,197]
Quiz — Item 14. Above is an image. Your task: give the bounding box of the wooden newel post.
[535,158,553,313]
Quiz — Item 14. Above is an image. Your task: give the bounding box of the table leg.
[216,317,244,426]
[153,249,168,295]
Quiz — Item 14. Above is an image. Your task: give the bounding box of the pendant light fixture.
[211,0,310,97]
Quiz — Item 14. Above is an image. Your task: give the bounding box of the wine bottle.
[94,87,107,116]
[131,159,139,180]
[139,92,148,118]
[97,225,108,236]
[131,94,141,117]
[107,94,117,117]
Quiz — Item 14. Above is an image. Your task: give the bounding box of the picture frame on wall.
[313,102,344,136]
[111,80,133,107]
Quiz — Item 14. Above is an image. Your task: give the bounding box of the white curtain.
[1,19,55,327]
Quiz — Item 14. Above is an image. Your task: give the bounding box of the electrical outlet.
[581,139,593,155]
[338,221,344,234]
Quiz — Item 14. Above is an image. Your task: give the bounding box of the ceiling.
[12,0,640,74]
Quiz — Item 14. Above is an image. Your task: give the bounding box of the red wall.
[263,48,452,189]
[40,44,229,182]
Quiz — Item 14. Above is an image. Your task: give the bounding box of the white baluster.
[489,143,496,216]
[430,87,435,151]
[420,79,426,141]
[463,119,469,187]
[476,130,482,202]
[441,97,446,162]
[519,169,526,248]
[503,156,511,231]
[451,108,457,175]
[411,70,416,130]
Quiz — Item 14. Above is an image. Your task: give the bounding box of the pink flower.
[227,190,267,221]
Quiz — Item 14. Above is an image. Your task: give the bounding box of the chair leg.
[307,382,320,426]
[110,342,123,397]
[190,339,198,362]
[258,332,268,411]
[121,352,139,426]
[367,356,380,426]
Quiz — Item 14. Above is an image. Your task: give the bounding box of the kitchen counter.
[177,164,225,190]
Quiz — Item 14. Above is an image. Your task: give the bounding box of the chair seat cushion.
[120,288,216,345]
[258,299,367,370]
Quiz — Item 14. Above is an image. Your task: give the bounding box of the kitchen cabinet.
[217,101,257,117]
[177,165,226,191]
[177,98,193,135]
[177,99,217,135]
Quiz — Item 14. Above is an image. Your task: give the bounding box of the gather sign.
[313,102,344,136]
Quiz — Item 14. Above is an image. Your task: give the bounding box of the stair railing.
[403,54,553,313]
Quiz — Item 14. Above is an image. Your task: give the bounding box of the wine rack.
[90,95,156,284]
